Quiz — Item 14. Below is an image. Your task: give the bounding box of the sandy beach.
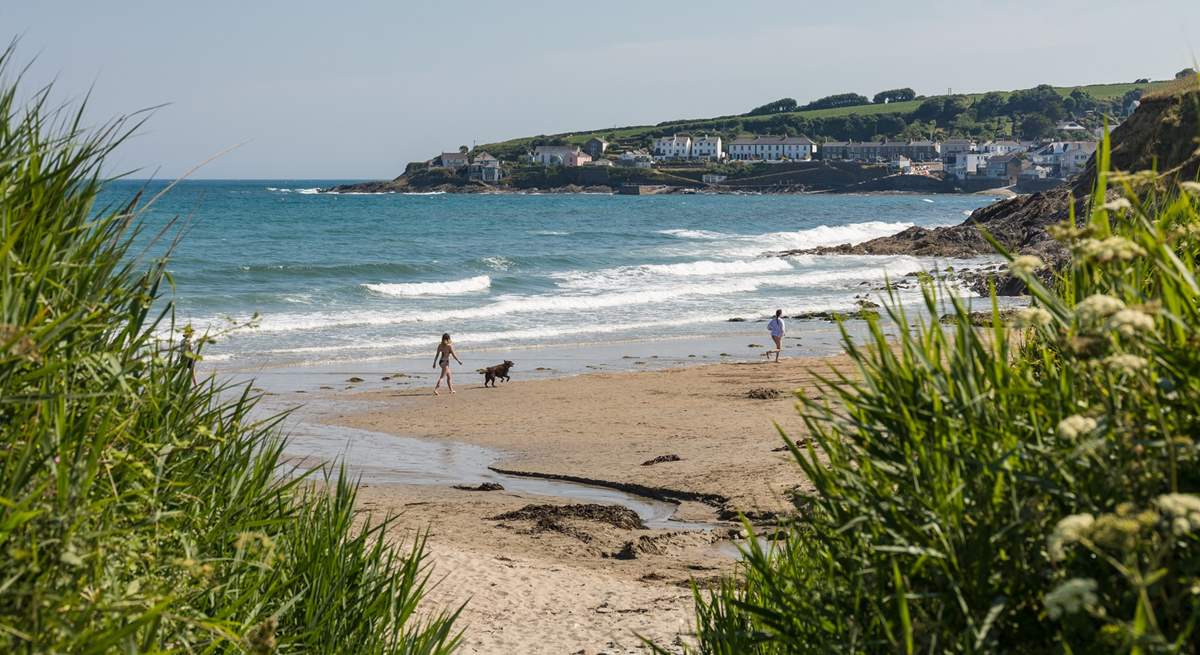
[321,352,853,654]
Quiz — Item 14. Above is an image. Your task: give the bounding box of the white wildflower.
[1154,494,1200,535]
[1057,415,1097,440]
[1016,307,1054,328]
[1009,255,1045,276]
[1074,236,1146,264]
[1075,294,1125,323]
[1045,578,1099,618]
[1048,513,1096,562]
[1106,308,1155,337]
[1048,519,1093,562]
[1101,197,1133,213]
[1181,181,1200,196]
[1103,354,1148,375]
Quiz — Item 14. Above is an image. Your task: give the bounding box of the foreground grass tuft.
[668,130,1200,651]
[0,47,460,653]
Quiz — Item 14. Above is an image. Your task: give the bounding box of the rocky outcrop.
[782,79,1200,263]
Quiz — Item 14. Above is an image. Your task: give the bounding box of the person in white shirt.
[767,309,785,363]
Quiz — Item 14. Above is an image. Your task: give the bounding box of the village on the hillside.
[425,131,1099,193]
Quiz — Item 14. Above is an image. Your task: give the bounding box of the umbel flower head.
[1057,415,1097,440]
[1045,578,1099,619]
[1104,353,1148,375]
[1009,255,1044,276]
[1154,493,1200,535]
[1075,294,1125,323]
[1106,308,1155,337]
[1074,236,1146,264]
[1100,197,1133,213]
[1016,307,1053,328]
[1048,513,1095,561]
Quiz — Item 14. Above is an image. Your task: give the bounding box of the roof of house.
[988,153,1022,163]
[534,145,580,153]
[441,152,469,159]
[473,152,498,162]
[731,135,815,146]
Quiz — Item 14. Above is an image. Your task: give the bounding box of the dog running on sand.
[477,360,514,387]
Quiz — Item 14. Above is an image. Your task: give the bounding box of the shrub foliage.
[0,48,461,652]
[674,136,1200,652]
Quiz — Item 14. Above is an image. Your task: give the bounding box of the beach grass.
[663,122,1200,651]
[0,46,461,652]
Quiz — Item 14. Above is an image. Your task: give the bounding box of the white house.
[940,139,976,157]
[978,140,1026,156]
[944,152,991,179]
[691,135,724,160]
[1056,141,1098,177]
[618,150,655,168]
[436,152,470,169]
[653,134,692,159]
[728,135,816,161]
[701,173,727,184]
[533,145,592,167]
[1030,141,1098,178]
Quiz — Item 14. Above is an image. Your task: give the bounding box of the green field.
[477,80,1172,153]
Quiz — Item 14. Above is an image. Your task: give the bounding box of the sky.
[3,1,1199,179]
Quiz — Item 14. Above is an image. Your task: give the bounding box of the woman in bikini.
[432,333,462,395]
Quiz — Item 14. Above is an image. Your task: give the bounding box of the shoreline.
[308,352,849,654]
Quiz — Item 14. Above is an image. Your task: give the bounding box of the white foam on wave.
[530,230,571,236]
[643,258,793,277]
[555,258,793,291]
[261,314,718,356]
[403,191,446,196]
[363,275,492,297]
[481,256,514,271]
[220,277,766,335]
[266,187,322,194]
[658,228,728,240]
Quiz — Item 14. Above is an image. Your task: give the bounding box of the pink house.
[533,145,592,167]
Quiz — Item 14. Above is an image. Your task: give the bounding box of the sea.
[103,180,1005,370]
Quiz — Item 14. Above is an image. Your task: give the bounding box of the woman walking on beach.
[768,309,785,363]
[433,333,463,395]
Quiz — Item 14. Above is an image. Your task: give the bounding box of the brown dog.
[478,360,514,387]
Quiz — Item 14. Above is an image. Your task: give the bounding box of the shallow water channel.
[282,420,717,532]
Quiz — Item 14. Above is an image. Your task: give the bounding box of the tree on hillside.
[872,88,916,104]
[972,91,1007,119]
[803,93,870,110]
[746,97,799,116]
[874,113,907,136]
[1177,67,1197,79]
[1019,113,1055,139]
[458,145,469,154]
[1005,84,1066,120]
[913,95,970,124]
[1064,88,1098,116]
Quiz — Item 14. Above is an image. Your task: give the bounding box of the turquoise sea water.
[104,180,1001,367]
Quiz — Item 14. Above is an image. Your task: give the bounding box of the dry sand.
[332,353,853,654]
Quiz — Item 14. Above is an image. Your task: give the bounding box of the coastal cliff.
[786,79,1200,262]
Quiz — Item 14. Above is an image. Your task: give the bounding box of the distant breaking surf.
[363,275,492,297]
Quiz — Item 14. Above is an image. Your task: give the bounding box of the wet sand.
[322,352,854,654]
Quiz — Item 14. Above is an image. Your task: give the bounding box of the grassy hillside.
[477,80,1173,156]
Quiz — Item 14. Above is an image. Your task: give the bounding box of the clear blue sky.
[4,0,1198,179]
